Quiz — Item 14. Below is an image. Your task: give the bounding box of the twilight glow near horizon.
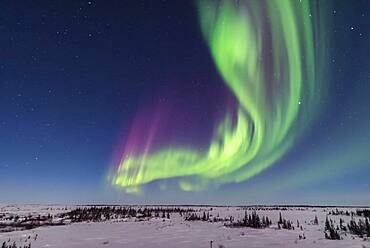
[0,0,369,204]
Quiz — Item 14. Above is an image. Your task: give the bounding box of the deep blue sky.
[0,0,369,205]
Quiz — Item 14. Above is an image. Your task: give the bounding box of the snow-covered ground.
[0,205,369,248]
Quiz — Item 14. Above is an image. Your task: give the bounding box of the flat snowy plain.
[0,204,369,248]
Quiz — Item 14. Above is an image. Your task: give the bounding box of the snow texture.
[0,204,369,248]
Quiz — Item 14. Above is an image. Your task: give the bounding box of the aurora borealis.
[1,0,369,204]
[112,0,328,192]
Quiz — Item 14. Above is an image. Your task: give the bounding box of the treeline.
[184,211,234,223]
[356,209,370,218]
[241,207,291,211]
[347,217,370,238]
[1,242,31,248]
[2,239,32,248]
[184,212,211,221]
[60,206,195,222]
[328,208,352,216]
[277,212,295,230]
[324,216,370,240]
[0,214,61,233]
[185,210,273,229]
[0,214,52,222]
[228,211,271,229]
[185,211,298,230]
[328,208,370,218]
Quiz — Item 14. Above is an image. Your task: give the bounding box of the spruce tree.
[314,215,318,225]
[279,212,283,224]
[325,217,331,231]
[243,211,247,226]
[202,212,207,221]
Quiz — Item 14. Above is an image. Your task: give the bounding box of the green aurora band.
[112,0,328,192]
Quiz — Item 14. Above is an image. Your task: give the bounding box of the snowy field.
[0,204,369,248]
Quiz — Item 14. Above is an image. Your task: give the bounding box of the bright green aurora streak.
[112,0,327,192]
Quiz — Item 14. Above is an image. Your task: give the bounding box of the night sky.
[1,0,369,205]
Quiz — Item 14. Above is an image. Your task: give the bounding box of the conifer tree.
[314,215,319,225]
[279,212,283,224]
[202,212,207,221]
[325,216,331,231]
